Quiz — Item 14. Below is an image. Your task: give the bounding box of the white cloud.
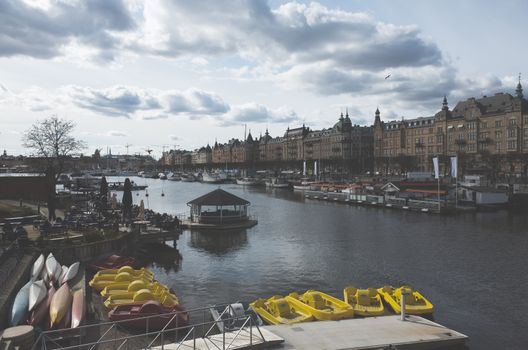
[107,130,127,137]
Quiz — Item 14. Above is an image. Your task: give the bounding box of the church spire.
[374,107,381,124]
[442,95,449,111]
[516,73,523,98]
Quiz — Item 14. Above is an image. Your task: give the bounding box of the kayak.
[31,254,45,281]
[250,295,314,325]
[71,289,85,328]
[286,290,354,321]
[59,266,67,285]
[104,289,179,309]
[29,280,47,312]
[49,283,73,328]
[343,286,385,317]
[45,253,60,283]
[89,272,153,291]
[11,281,31,326]
[377,285,434,315]
[62,262,80,285]
[101,280,168,297]
[29,285,56,327]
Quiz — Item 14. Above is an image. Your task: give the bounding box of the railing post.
[400,289,407,321]
[193,328,196,349]
[222,323,226,350]
[250,317,253,345]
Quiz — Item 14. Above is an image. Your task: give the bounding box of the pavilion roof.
[187,188,250,206]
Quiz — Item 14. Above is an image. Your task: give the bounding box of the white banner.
[314,160,318,176]
[303,160,307,176]
[433,157,439,179]
[450,156,458,178]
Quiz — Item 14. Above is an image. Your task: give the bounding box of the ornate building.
[373,82,528,177]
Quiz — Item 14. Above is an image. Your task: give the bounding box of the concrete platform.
[264,315,467,350]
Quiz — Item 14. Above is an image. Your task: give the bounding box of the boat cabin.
[187,189,251,224]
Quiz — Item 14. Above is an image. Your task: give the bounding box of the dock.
[264,315,467,349]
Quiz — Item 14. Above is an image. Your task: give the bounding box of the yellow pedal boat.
[286,290,354,321]
[89,272,153,291]
[250,295,314,325]
[100,280,169,297]
[103,289,179,309]
[377,285,434,315]
[94,266,153,278]
[343,286,384,317]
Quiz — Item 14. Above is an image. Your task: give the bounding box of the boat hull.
[377,286,434,315]
[49,284,73,328]
[109,303,188,330]
[250,296,314,325]
[71,289,85,328]
[286,291,354,321]
[11,281,31,326]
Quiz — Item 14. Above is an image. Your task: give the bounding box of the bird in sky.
[385,74,391,80]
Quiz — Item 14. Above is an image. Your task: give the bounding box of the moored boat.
[108,301,188,330]
[29,285,56,326]
[210,302,263,332]
[343,286,384,317]
[101,280,168,297]
[31,254,45,281]
[94,266,153,278]
[71,289,85,328]
[29,280,47,312]
[250,295,314,325]
[236,178,259,186]
[285,290,354,321]
[180,174,196,182]
[11,281,31,326]
[103,289,179,309]
[49,283,73,328]
[61,262,80,285]
[377,285,434,315]
[265,177,290,188]
[89,271,154,291]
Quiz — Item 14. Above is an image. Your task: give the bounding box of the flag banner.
[450,156,458,178]
[314,160,318,176]
[303,160,307,176]
[433,157,440,179]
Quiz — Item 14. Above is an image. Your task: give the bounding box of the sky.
[0,0,526,158]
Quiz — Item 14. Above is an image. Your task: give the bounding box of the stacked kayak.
[343,286,385,317]
[10,253,82,329]
[377,285,434,315]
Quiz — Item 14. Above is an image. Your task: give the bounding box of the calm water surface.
[113,176,527,349]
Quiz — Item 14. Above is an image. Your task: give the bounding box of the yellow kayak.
[250,295,314,325]
[286,290,354,321]
[377,285,434,315]
[94,266,153,278]
[343,286,384,317]
[101,280,168,297]
[104,289,179,309]
[89,272,153,291]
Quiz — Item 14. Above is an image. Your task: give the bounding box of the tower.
[374,107,381,125]
[442,95,449,111]
[516,73,523,99]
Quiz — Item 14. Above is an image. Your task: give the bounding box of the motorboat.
[49,283,73,328]
[180,174,196,182]
[103,289,179,309]
[236,178,260,186]
[108,301,188,330]
[101,280,168,297]
[209,302,263,332]
[377,285,434,315]
[265,177,290,189]
[250,295,313,325]
[10,281,31,326]
[88,255,140,272]
[285,290,354,321]
[343,286,385,317]
[202,172,226,184]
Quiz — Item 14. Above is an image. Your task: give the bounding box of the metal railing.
[30,304,266,350]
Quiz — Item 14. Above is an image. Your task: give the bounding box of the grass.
[0,202,37,218]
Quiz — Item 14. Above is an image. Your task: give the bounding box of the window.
[468,132,476,141]
[509,119,517,126]
[480,121,488,129]
[468,144,476,152]
[495,130,502,139]
[524,129,528,137]
[436,135,443,143]
[496,142,501,151]
[437,127,443,133]
[467,121,477,129]
[508,140,517,150]
[448,134,453,142]
[508,129,516,138]
[495,120,502,128]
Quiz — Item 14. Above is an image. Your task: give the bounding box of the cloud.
[0,0,135,62]
[169,134,179,141]
[221,103,298,126]
[107,130,127,137]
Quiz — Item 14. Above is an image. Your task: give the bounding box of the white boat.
[158,173,167,180]
[29,280,47,311]
[236,178,259,186]
[11,281,31,326]
[31,254,45,281]
[59,265,67,284]
[202,172,224,184]
[46,253,60,283]
[168,174,181,181]
[62,262,80,285]
[265,177,290,188]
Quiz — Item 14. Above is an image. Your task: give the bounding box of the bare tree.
[23,116,85,220]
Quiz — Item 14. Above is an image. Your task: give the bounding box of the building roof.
[187,188,250,206]
[459,186,508,193]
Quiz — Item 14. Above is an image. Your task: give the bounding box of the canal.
[116,176,527,349]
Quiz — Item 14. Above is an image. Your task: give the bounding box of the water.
[113,176,527,349]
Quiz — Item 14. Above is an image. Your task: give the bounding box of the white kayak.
[29,280,47,311]
[62,262,80,285]
[53,263,62,284]
[46,253,60,282]
[59,265,68,284]
[31,254,45,281]
[11,281,31,326]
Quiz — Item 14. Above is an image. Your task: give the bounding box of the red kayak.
[108,301,188,330]
[88,255,139,272]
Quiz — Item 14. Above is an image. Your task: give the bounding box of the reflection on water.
[109,177,528,350]
[136,241,182,273]
[189,229,248,254]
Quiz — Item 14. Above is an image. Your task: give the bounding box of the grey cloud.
[0,0,134,60]
[221,103,298,126]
